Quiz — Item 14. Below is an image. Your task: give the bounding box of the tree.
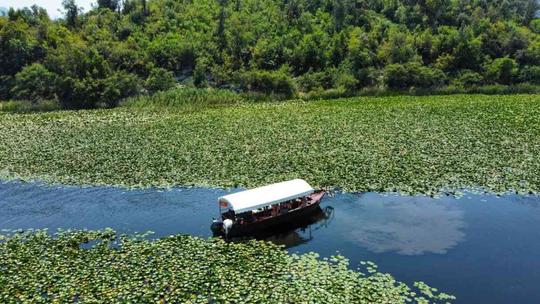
[0,21,39,76]
[145,68,176,93]
[102,71,141,107]
[522,0,540,25]
[216,0,227,53]
[11,63,57,102]
[377,27,417,64]
[1,0,540,108]
[62,0,80,28]
[486,58,518,85]
[148,35,196,72]
[519,65,540,84]
[97,0,120,11]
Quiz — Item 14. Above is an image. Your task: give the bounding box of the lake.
[1,181,539,303]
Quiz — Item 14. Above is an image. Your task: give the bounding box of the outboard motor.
[223,219,233,237]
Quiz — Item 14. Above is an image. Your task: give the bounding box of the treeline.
[0,0,539,109]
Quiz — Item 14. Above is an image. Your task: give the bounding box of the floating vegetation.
[0,229,454,303]
[0,94,539,195]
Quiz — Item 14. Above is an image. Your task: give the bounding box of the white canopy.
[218,179,315,214]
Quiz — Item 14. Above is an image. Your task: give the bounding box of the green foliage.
[97,0,120,11]
[0,0,539,108]
[334,70,359,94]
[148,35,196,73]
[296,71,334,93]
[531,19,540,34]
[61,0,79,28]
[1,95,539,195]
[11,63,56,102]
[453,70,485,87]
[240,69,296,98]
[124,87,244,108]
[378,27,417,64]
[520,66,540,84]
[384,63,446,89]
[145,67,176,94]
[193,61,208,88]
[0,20,40,76]
[486,58,518,85]
[0,99,60,113]
[0,75,15,100]
[0,229,454,303]
[102,71,142,107]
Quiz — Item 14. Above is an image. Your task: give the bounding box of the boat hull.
[212,191,325,238]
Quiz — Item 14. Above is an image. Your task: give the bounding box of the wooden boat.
[211,179,326,238]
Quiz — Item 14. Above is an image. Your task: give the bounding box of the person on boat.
[271,204,279,216]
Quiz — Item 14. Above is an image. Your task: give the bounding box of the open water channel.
[1,180,539,303]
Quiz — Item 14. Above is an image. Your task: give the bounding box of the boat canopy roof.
[218,179,315,214]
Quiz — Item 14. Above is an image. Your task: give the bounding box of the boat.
[211,179,326,237]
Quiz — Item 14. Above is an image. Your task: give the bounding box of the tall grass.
[0,100,60,113]
[299,84,540,100]
[122,88,246,110]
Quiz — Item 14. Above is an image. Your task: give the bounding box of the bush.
[383,63,446,89]
[52,71,141,110]
[0,75,15,100]
[56,76,104,109]
[296,71,333,93]
[148,35,196,73]
[383,64,408,89]
[193,63,208,88]
[145,68,176,94]
[240,69,296,98]
[453,70,484,87]
[102,71,142,107]
[485,58,518,85]
[519,66,540,85]
[333,71,358,94]
[299,88,349,100]
[11,63,57,102]
[530,19,540,34]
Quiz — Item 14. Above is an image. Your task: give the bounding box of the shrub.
[0,75,15,100]
[296,71,333,93]
[383,63,446,89]
[148,35,196,73]
[11,63,57,102]
[193,63,208,88]
[240,69,296,98]
[333,71,358,94]
[530,19,540,34]
[102,71,142,107]
[55,76,104,109]
[145,68,176,94]
[519,66,540,85]
[485,58,518,85]
[453,70,484,87]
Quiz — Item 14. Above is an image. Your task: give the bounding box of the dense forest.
[0,0,539,109]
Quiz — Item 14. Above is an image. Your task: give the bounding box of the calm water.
[1,181,539,304]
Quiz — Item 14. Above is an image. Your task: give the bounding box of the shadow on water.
[1,181,540,304]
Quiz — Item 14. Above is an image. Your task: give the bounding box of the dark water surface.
[1,181,539,304]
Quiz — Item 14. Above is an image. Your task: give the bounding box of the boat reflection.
[220,206,335,248]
